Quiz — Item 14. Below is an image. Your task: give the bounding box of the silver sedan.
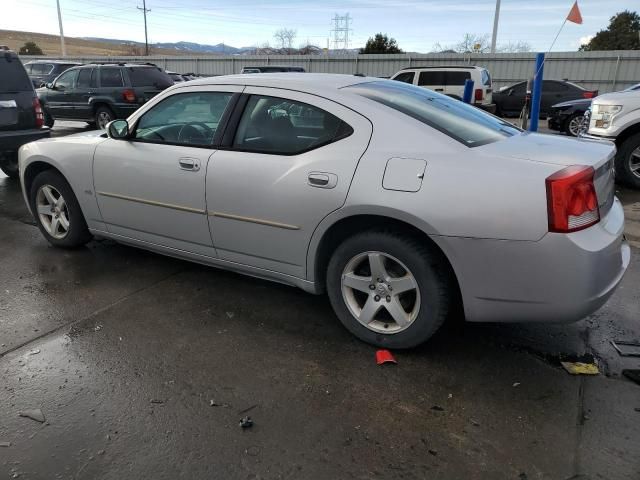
[18,74,630,348]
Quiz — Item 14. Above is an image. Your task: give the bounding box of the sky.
[0,0,638,52]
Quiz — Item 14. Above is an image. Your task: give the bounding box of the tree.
[498,41,532,53]
[580,10,640,51]
[360,33,403,54]
[456,33,490,53]
[19,41,43,55]
[274,28,297,52]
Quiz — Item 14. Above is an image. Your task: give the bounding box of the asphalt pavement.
[0,122,639,479]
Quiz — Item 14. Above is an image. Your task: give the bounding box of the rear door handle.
[435,88,444,92]
[308,172,337,189]
[179,157,200,172]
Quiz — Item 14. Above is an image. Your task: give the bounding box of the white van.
[390,66,495,113]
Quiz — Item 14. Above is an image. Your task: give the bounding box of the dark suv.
[23,60,81,88]
[37,63,174,129]
[0,49,50,178]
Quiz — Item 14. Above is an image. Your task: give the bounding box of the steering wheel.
[177,122,213,144]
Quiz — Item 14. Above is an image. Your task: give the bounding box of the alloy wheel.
[630,146,640,179]
[340,251,421,334]
[36,184,70,239]
[568,115,585,136]
[97,111,112,130]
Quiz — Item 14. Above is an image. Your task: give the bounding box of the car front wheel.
[564,113,584,137]
[616,133,640,189]
[29,170,92,248]
[326,231,453,349]
[95,106,115,130]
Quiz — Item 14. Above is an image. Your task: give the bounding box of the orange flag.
[567,1,583,24]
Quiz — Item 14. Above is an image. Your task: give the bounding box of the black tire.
[95,105,115,130]
[29,170,92,248]
[0,153,19,179]
[326,230,454,349]
[44,108,55,128]
[563,113,582,137]
[615,133,640,189]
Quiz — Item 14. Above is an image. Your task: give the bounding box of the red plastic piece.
[376,349,397,365]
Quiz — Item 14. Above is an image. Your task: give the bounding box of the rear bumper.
[433,198,630,323]
[0,128,50,154]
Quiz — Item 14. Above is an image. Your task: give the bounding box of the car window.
[481,69,491,86]
[233,95,353,155]
[90,68,98,88]
[545,81,569,92]
[127,67,174,88]
[54,69,78,90]
[134,92,233,146]
[347,80,520,148]
[445,71,471,85]
[0,54,32,92]
[510,82,526,94]
[99,68,124,88]
[23,64,32,74]
[418,71,445,86]
[76,69,93,89]
[393,72,415,84]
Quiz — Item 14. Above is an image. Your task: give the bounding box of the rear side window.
[347,80,520,148]
[76,69,93,88]
[418,71,445,86]
[445,71,471,85]
[481,69,491,86]
[128,67,173,88]
[233,95,353,155]
[0,55,32,92]
[100,68,124,87]
[393,72,415,84]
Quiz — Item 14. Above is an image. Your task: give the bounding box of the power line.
[137,0,151,55]
[330,13,352,51]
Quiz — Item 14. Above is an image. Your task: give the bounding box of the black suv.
[37,63,174,129]
[0,49,50,178]
[23,60,81,88]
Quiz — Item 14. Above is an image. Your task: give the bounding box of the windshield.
[346,80,520,147]
[0,55,32,92]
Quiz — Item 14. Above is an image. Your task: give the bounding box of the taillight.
[33,97,44,128]
[583,91,597,99]
[546,165,600,233]
[474,88,483,102]
[122,89,136,103]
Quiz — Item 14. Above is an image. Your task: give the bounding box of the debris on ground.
[376,349,397,365]
[470,419,480,427]
[239,416,254,429]
[0,441,11,447]
[94,325,103,332]
[512,382,521,387]
[428,449,438,456]
[225,311,235,319]
[18,408,45,423]
[634,407,640,412]
[150,399,164,404]
[622,369,640,385]
[430,405,444,412]
[611,340,640,357]
[28,349,40,355]
[210,400,230,408]
[245,446,261,456]
[237,404,258,415]
[560,361,599,376]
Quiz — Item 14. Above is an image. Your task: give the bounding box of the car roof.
[184,73,372,93]
[399,65,484,71]
[24,60,81,65]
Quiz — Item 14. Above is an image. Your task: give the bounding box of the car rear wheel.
[326,231,453,349]
[616,133,640,189]
[44,109,55,128]
[29,170,92,248]
[0,153,19,179]
[95,106,115,130]
[564,113,584,137]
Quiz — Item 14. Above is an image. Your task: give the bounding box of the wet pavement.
[1,123,639,479]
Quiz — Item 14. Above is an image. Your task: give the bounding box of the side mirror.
[45,83,53,89]
[107,119,130,139]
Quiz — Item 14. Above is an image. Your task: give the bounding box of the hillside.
[0,29,211,56]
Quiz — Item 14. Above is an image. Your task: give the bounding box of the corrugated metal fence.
[22,51,640,93]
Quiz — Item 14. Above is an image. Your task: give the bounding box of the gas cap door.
[382,158,427,192]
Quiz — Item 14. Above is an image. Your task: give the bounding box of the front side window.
[54,69,78,90]
[99,68,124,88]
[134,92,233,146]
[233,95,353,155]
[76,68,93,89]
[393,72,415,84]
[347,80,520,148]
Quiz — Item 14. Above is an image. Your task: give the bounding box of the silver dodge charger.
[18,74,630,348]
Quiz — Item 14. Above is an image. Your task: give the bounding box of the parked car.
[390,66,495,113]
[623,83,640,92]
[37,62,174,129]
[494,80,597,118]
[166,71,189,83]
[241,66,305,73]
[23,60,81,88]
[584,87,640,188]
[19,74,629,348]
[0,49,50,178]
[548,98,591,136]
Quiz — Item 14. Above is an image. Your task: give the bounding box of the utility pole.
[137,0,151,55]
[490,0,501,53]
[56,0,66,56]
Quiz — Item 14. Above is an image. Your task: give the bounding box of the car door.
[444,71,470,99]
[206,88,372,278]
[541,80,567,115]
[46,68,78,118]
[93,86,242,257]
[71,68,95,120]
[502,82,526,114]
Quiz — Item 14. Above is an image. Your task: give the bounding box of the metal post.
[529,52,545,132]
[612,55,620,91]
[56,0,66,56]
[137,0,150,56]
[462,79,475,104]
[490,0,501,54]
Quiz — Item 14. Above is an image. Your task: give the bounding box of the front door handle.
[179,157,200,172]
[308,172,337,189]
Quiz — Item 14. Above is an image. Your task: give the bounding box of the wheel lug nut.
[369,284,375,290]
[388,286,393,291]
[386,296,391,302]
[377,278,382,283]
[374,295,380,302]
